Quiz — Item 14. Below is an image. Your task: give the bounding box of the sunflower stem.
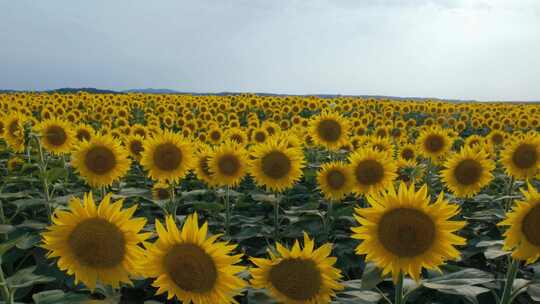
[395,272,405,304]
[273,194,281,241]
[326,201,333,240]
[499,258,520,304]
[224,186,231,238]
[35,136,52,223]
[0,261,13,304]
[168,183,177,220]
[504,176,515,212]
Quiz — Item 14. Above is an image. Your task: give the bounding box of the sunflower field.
[1,92,540,304]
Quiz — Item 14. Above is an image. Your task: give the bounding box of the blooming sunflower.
[499,184,540,264]
[194,145,216,187]
[35,118,75,155]
[207,127,223,145]
[152,182,171,201]
[441,146,495,198]
[71,134,131,188]
[501,134,540,180]
[398,144,417,162]
[351,182,466,282]
[75,124,95,142]
[141,130,195,183]
[309,111,350,150]
[348,147,397,196]
[3,112,26,153]
[417,127,453,159]
[207,141,248,187]
[317,162,354,201]
[124,134,145,161]
[41,193,149,289]
[250,232,343,304]
[7,156,24,172]
[248,137,305,192]
[140,213,246,303]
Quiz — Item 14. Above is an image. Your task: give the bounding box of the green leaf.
[528,283,540,301]
[0,224,15,234]
[9,198,46,210]
[32,290,89,304]
[191,202,224,212]
[6,266,56,289]
[360,263,383,290]
[0,234,28,256]
[422,269,495,303]
[46,167,67,183]
[15,233,40,250]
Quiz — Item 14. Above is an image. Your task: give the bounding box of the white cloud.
[0,0,538,100]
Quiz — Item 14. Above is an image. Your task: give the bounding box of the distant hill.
[123,88,181,94]
[0,88,538,102]
[48,88,120,94]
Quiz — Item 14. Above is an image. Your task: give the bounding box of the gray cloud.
[0,0,539,101]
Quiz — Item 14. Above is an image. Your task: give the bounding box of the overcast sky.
[1,0,539,101]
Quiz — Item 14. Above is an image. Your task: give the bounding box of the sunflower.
[441,146,495,198]
[251,127,269,144]
[141,130,195,183]
[206,127,223,145]
[124,134,145,161]
[207,141,248,187]
[250,232,343,303]
[501,134,540,180]
[194,145,216,187]
[309,111,349,150]
[317,162,354,201]
[348,147,397,196]
[396,158,423,185]
[398,144,417,162]
[351,182,466,282]
[487,130,506,148]
[7,156,24,172]
[249,137,305,192]
[417,128,453,159]
[41,193,149,289]
[75,124,95,142]
[35,118,75,155]
[140,213,246,303]
[500,184,540,264]
[3,112,26,152]
[152,182,171,201]
[71,134,131,187]
[225,127,247,146]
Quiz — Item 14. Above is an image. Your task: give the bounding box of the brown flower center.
[210,130,221,142]
[44,125,67,146]
[378,208,435,257]
[512,143,538,169]
[68,218,125,268]
[217,154,240,176]
[453,159,483,186]
[401,148,415,161]
[261,151,291,179]
[153,143,182,171]
[254,131,266,143]
[76,129,91,142]
[164,243,217,293]
[354,159,384,185]
[317,119,342,142]
[326,169,346,190]
[129,140,144,157]
[522,204,540,246]
[424,134,445,154]
[269,258,321,301]
[84,146,117,174]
